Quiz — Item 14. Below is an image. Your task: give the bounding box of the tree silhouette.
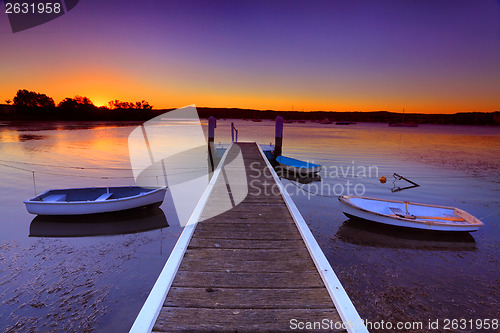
[140,100,152,110]
[13,89,55,112]
[108,99,152,110]
[57,96,96,117]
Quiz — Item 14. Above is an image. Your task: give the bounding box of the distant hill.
[193,108,500,126]
[1,104,499,125]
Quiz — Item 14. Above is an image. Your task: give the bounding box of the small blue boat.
[275,155,322,175]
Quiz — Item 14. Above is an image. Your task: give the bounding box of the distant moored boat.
[388,108,418,127]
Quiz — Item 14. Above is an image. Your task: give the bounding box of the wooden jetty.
[131,142,367,332]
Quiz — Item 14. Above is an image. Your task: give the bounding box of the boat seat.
[95,192,113,201]
[42,194,66,202]
[389,207,416,219]
[389,207,406,215]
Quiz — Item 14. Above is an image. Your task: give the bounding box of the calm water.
[0,120,499,332]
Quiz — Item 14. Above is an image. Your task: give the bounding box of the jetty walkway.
[131,142,367,332]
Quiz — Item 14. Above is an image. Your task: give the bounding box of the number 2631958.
[5,2,62,14]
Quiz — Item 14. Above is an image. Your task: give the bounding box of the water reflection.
[276,169,322,184]
[335,219,477,251]
[18,133,46,141]
[0,121,497,331]
[29,207,168,237]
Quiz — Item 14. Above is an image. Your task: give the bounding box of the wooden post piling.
[275,116,284,157]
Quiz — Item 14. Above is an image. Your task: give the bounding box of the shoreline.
[1,105,499,126]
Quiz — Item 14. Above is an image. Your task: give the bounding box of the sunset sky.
[1,0,499,113]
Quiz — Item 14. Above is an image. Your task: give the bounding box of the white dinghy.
[25,186,166,216]
[338,195,484,232]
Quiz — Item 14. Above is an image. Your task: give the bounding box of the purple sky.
[1,0,499,113]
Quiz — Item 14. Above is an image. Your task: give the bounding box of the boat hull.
[24,187,166,216]
[338,195,483,232]
[276,164,322,175]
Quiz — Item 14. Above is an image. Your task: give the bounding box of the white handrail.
[129,144,234,333]
[256,144,369,333]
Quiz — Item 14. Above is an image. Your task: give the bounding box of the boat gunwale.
[339,195,484,228]
[24,186,167,205]
[276,155,322,169]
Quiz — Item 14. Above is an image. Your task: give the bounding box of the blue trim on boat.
[276,155,321,169]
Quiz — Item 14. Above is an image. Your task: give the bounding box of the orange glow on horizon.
[1,66,498,114]
[88,97,109,108]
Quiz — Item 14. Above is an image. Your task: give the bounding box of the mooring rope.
[0,161,207,179]
[0,158,201,171]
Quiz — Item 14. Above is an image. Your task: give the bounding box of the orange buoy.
[379,176,387,184]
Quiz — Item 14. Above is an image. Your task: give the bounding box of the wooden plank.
[183,248,310,261]
[238,197,286,202]
[178,258,315,273]
[188,238,305,249]
[164,287,334,309]
[194,222,299,233]
[199,216,291,224]
[208,205,290,216]
[188,229,303,240]
[171,271,325,288]
[153,307,345,332]
[199,201,288,219]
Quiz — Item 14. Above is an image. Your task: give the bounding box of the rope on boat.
[478,212,500,221]
[32,171,37,196]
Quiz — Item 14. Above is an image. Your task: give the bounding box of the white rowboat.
[24,186,166,216]
[338,195,484,232]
